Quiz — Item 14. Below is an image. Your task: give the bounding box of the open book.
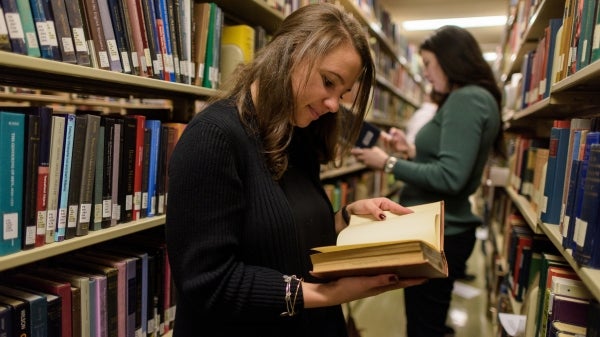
[310,201,448,279]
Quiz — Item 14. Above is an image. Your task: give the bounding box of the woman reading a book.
[352,25,504,337]
[166,4,424,337]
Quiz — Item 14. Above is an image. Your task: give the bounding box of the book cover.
[76,113,100,236]
[0,284,47,337]
[45,115,65,244]
[5,285,61,337]
[192,2,210,86]
[65,113,87,240]
[1,0,27,54]
[110,118,122,226]
[56,113,75,241]
[131,115,145,221]
[0,293,29,337]
[177,0,192,84]
[106,0,132,73]
[0,304,12,337]
[79,0,110,69]
[310,201,447,279]
[28,0,60,60]
[154,0,175,82]
[15,0,40,57]
[219,24,254,84]
[124,0,149,76]
[49,0,77,63]
[91,121,104,231]
[118,116,137,223]
[0,111,25,256]
[575,0,596,71]
[144,119,160,217]
[4,272,72,337]
[140,127,151,218]
[140,0,161,79]
[0,106,39,250]
[63,0,91,66]
[96,0,123,72]
[101,116,115,228]
[540,120,571,225]
[166,0,182,82]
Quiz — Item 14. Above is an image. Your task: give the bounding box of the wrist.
[383,156,398,173]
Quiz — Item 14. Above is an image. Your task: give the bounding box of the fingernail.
[379,213,386,220]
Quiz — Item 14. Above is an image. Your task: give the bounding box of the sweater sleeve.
[392,86,497,195]
[166,114,295,321]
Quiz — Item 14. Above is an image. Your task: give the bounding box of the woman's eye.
[323,77,334,87]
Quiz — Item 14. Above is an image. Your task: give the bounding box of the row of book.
[510,0,600,110]
[491,200,600,337]
[0,229,175,337]
[508,117,600,270]
[0,105,186,256]
[0,0,253,88]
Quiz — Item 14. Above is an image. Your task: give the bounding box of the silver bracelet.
[280,274,303,317]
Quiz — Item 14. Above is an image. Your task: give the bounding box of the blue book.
[1,0,28,54]
[0,284,47,337]
[28,0,60,60]
[544,18,563,99]
[56,113,75,241]
[541,120,572,225]
[564,131,600,251]
[155,0,175,81]
[562,129,584,248]
[141,0,162,79]
[0,111,24,256]
[106,0,133,73]
[573,143,600,267]
[144,120,161,217]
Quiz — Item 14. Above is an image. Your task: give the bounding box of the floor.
[346,233,496,337]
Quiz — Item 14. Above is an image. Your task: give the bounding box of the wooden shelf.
[0,216,166,272]
[213,0,284,33]
[320,163,367,180]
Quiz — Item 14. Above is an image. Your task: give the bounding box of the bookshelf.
[493,0,600,333]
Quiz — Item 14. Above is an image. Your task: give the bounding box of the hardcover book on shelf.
[140,127,151,218]
[96,0,123,72]
[140,0,161,79]
[144,119,161,217]
[110,118,122,226]
[540,119,571,225]
[154,0,175,81]
[310,201,448,279]
[106,0,133,73]
[192,1,211,86]
[65,113,87,239]
[575,0,596,71]
[45,115,65,243]
[0,111,25,256]
[15,0,41,57]
[56,113,75,241]
[118,116,137,223]
[29,0,60,60]
[91,120,104,231]
[178,0,192,84]
[123,0,150,76]
[1,0,28,54]
[63,0,91,65]
[0,293,29,337]
[0,7,11,51]
[0,284,47,337]
[4,272,72,337]
[0,304,11,337]
[165,0,183,82]
[101,116,115,228]
[202,3,222,89]
[75,113,101,236]
[220,24,255,84]
[131,115,146,221]
[537,266,580,337]
[49,0,77,63]
[78,0,110,69]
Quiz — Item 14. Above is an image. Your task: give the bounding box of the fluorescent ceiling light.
[483,52,497,62]
[403,16,507,31]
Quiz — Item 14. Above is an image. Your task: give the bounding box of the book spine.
[106,0,132,73]
[166,0,181,82]
[101,117,114,228]
[0,304,11,337]
[133,0,152,77]
[34,108,51,247]
[17,0,41,57]
[140,128,151,218]
[540,124,571,224]
[124,0,148,76]
[154,0,174,81]
[56,113,75,242]
[76,114,100,236]
[1,0,28,54]
[0,6,12,51]
[28,0,60,60]
[118,117,136,223]
[79,0,110,69]
[144,120,160,217]
[110,120,122,226]
[132,115,145,220]
[21,113,39,250]
[49,0,77,63]
[95,0,122,71]
[178,0,192,84]
[65,114,87,239]
[0,295,29,336]
[62,0,90,66]
[45,115,65,244]
[140,0,161,79]
[91,123,104,231]
[155,125,169,215]
[0,112,25,256]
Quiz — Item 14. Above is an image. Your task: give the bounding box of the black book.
[0,303,12,337]
[118,117,137,223]
[65,114,88,239]
[76,114,101,236]
[0,285,47,336]
[0,294,28,337]
[101,117,116,228]
[49,0,77,63]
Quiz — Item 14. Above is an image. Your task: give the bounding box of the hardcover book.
[96,0,123,72]
[1,0,28,54]
[49,0,77,63]
[15,0,41,57]
[310,201,448,279]
[75,113,101,236]
[56,113,75,241]
[0,111,25,256]
[63,0,91,65]
[0,284,47,337]
[29,0,61,60]
[45,115,65,243]
[65,114,87,239]
[540,119,571,225]
[144,119,161,217]
[0,293,29,337]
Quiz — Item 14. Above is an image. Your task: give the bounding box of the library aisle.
[347,234,494,337]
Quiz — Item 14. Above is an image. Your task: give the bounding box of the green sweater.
[392,85,500,235]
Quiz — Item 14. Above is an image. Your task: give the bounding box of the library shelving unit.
[491,0,600,332]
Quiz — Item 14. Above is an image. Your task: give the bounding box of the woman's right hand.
[302,274,426,308]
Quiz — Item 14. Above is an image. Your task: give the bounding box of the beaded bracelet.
[280,274,303,317]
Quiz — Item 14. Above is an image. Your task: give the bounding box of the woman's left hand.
[337,198,413,233]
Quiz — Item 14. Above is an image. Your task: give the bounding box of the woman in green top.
[352,25,504,337]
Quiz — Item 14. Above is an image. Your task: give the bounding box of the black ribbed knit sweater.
[166,99,348,336]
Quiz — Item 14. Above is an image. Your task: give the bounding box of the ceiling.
[376,0,510,57]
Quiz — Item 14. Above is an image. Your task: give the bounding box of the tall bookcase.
[0,1,421,335]
[489,0,600,334]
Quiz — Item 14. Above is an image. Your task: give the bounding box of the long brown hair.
[420,25,505,158]
[216,3,375,179]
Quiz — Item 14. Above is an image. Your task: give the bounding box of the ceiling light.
[402,16,507,31]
